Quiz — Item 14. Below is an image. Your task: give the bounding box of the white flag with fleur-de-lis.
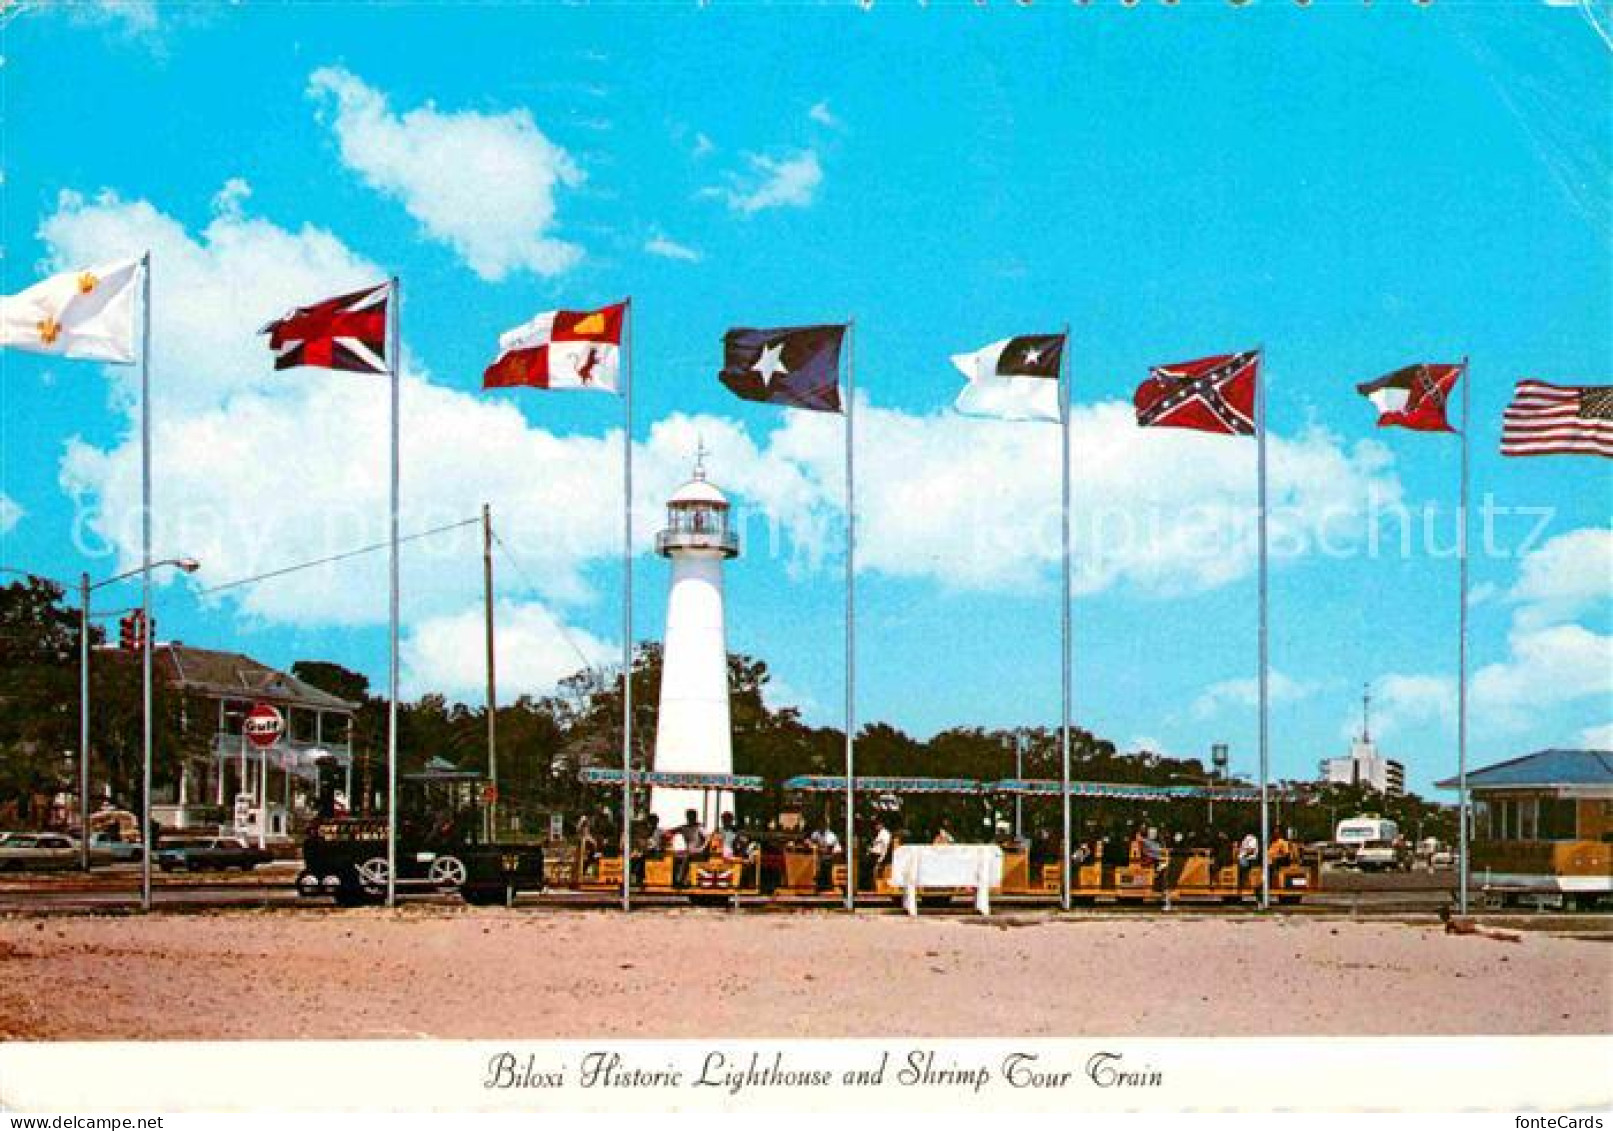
[0,258,142,364]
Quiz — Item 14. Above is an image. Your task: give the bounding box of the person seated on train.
[1268,828,1295,870]
[631,814,662,883]
[1129,826,1154,871]
[671,809,704,887]
[717,811,739,858]
[932,820,955,846]
[1136,826,1166,888]
[1102,834,1129,869]
[811,823,841,889]
[863,816,893,887]
[1236,830,1260,881]
[1030,828,1055,869]
[576,816,599,878]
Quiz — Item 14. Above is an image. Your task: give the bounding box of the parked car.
[89,833,144,863]
[0,832,81,871]
[155,837,272,872]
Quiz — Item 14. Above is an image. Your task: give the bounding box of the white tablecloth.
[888,844,1004,916]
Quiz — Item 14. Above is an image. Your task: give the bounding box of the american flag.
[1501,380,1613,459]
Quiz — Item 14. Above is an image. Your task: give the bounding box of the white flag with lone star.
[951,333,1065,423]
[0,259,142,364]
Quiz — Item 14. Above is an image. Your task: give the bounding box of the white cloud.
[41,187,621,629]
[1192,671,1315,720]
[692,133,716,159]
[307,66,583,281]
[1474,526,1613,731]
[1507,525,1611,630]
[1347,673,1455,741]
[644,235,700,262]
[706,150,822,215]
[39,191,1410,658]
[0,493,21,535]
[53,0,158,35]
[1366,526,1612,740]
[744,402,1403,597]
[808,101,840,128]
[1472,622,1612,731]
[402,599,612,700]
[1579,722,1613,749]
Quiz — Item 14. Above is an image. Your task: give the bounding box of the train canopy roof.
[987,778,1273,802]
[782,776,984,795]
[578,768,766,792]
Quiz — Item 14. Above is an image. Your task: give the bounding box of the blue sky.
[1,1,1609,797]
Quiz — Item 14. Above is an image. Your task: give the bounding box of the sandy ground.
[0,907,1608,1041]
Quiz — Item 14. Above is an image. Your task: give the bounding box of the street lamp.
[83,559,199,907]
[1,559,200,889]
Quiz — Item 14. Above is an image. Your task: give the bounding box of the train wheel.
[428,855,468,891]
[356,856,390,896]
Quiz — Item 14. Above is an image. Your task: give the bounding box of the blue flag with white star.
[719,324,846,413]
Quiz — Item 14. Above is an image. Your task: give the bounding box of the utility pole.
[482,503,498,841]
[1013,730,1025,840]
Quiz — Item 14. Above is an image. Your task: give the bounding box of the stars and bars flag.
[260,282,390,375]
[1134,349,1260,435]
[482,301,625,391]
[1357,362,1465,433]
[1501,380,1613,459]
[951,333,1065,422]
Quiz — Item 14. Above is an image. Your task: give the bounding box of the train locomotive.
[297,755,544,906]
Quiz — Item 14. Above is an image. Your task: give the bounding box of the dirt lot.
[0,907,1607,1040]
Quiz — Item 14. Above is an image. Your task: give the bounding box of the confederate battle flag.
[483,301,626,392]
[1134,349,1260,435]
[1356,362,1464,432]
[260,282,391,375]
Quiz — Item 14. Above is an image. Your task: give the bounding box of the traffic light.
[117,611,151,651]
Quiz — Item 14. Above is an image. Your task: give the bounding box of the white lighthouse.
[650,448,740,828]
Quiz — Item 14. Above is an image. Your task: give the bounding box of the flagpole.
[386,276,400,910]
[622,297,635,914]
[1059,325,1073,914]
[1257,346,1270,912]
[1458,355,1471,916]
[139,251,153,914]
[844,319,857,914]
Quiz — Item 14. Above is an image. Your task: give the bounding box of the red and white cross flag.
[482,302,625,392]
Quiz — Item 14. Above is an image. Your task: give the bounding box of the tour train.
[297,765,1317,908]
[560,769,1319,908]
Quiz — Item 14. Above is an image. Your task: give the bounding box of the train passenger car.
[988,778,1319,905]
[574,768,766,903]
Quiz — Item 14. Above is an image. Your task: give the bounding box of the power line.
[195,517,480,598]
[488,528,602,680]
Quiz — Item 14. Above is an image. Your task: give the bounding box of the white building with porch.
[149,644,359,838]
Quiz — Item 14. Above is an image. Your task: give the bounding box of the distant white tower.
[651,446,740,829]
